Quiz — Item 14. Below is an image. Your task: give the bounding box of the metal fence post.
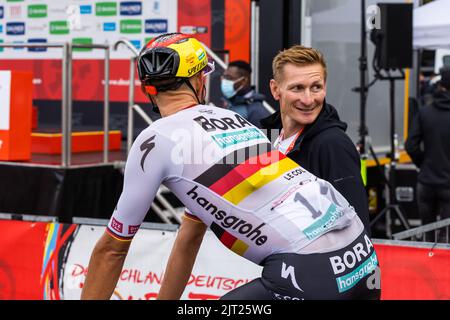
[103,46,110,163]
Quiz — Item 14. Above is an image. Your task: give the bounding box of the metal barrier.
[250,0,260,92]
[113,38,140,155]
[393,218,450,243]
[0,42,110,167]
[0,212,58,223]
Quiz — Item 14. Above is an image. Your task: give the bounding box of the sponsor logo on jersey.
[302,203,345,240]
[80,5,92,15]
[49,21,69,35]
[187,186,268,251]
[329,235,378,293]
[281,262,304,292]
[128,225,140,235]
[212,128,266,149]
[144,19,168,33]
[96,2,117,16]
[120,19,141,34]
[120,2,142,16]
[6,22,25,35]
[111,217,123,233]
[198,109,215,115]
[28,4,47,18]
[283,168,306,181]
[140,135,155,171]
[28,38,47,52]
[194,114,253,132]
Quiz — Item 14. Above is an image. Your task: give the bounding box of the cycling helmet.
[137,33,214,95]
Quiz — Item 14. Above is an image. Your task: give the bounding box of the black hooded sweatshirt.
[405,90,450,188]
[260,102,371,233]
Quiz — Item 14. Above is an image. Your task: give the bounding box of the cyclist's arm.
[158,214,207,300]
[81,129,177,299]
[81,232,131,299]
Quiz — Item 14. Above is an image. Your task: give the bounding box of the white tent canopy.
[414,0,450,49]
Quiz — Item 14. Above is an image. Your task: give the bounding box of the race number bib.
[272,180,352,241]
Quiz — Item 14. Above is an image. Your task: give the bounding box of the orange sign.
[0,70,33,161]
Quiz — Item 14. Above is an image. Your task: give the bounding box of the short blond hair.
[272,45,327,82]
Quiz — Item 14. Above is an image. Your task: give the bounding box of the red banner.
[1,219,449,300]
[375,243,450,300]
[0,220,47,299]
[0,220,78,300]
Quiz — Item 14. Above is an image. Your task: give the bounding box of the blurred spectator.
[221,60,270,128]
[419,72,439,107]
[406,67,450,241]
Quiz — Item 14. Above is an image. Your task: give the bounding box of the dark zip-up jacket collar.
[260,100,348,148]
[433,90,450,111]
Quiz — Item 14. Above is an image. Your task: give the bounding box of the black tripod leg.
[370,207,389,227]
[394,206,411,229]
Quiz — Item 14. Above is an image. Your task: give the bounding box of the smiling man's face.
[270,63,326,129]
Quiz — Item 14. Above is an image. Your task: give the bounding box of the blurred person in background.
[406,67,450,242]
[221,60,271,128]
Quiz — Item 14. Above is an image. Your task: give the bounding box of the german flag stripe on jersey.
[194,143,300,205]
[194,143,273,187]
[221,157,299,204]
[106,227,133,242]
[210,222,249,256]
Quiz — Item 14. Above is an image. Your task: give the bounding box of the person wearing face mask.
[221,60,271,128]
[261,45,371,235]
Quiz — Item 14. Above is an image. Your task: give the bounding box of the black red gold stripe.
[106,227,133,242]
[210,222,249,256]
[194,143,272,187]
[194,143,299,205]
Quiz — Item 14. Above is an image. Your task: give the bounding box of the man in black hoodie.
[261,45,371,233]
[405,67,450,240]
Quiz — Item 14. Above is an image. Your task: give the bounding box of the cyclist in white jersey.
[81,33,381,300]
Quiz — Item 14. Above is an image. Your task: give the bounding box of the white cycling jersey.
[107,104,361,264]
